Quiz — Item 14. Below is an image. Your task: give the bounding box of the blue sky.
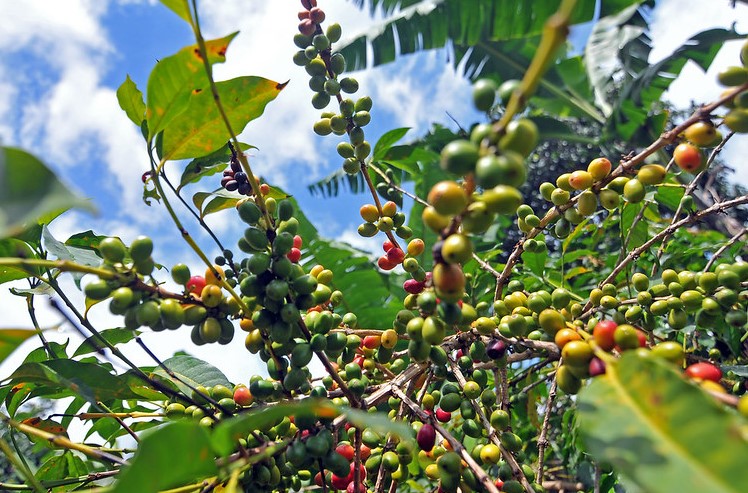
[1,0,747,383]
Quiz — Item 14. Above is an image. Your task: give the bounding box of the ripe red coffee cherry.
[186,276,207,295]
[233,386,253,407]
[387,247,405,264]
[378,256,397,271]
[287,248,302,263]
[673,143,703,172]
[403,279,425,294]
[593,320,617,351]
[435,408,451,422]
[417,423,436,451]
[336,443,355,461]
[383,240,395,252]
[685,362,722,382]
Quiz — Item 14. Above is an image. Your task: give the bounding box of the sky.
[0,0,747,385]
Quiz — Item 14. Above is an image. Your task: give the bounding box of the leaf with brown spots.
[578,352,748,493]
[145,32,239,140]
[160,76,285,161]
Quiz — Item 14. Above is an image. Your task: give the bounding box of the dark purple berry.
[238,183,252,195]
[225,180,239,192]
[486,340,507,359]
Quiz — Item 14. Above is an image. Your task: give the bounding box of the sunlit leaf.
[117,75,147,126]
[158,0,193,24]
[161,76,285,160]
[0,147,94,240]
[112,422,216,493]
[192,189,243,218]
[373,127,410,161]
[578,352,748,493]
[146,33,238,140]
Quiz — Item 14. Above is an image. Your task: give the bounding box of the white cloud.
[0,0,152,221]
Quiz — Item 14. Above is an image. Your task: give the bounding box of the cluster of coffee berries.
[163,384,250,426]
[293,1,374,178]
[719,38,748,133]
[221,155,252,195]
[357,201,411,239]
[83,237,240,344]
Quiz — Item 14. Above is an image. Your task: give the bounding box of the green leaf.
[0,329,38,364]
[0,147,94,239]
[192,189,243,218]
[0,238,39,284]
[654,185,685,212]
[373,127,411,161]
[63,230,108,251]
[146,33,238,140]
[73,328,140,357]
[584,3,646,117]
[117,75,146,126]
[521,249,547,277]
[3,359,141,402]
[112,422,216,493]
[161,76,284,160]
[158,0,193,24]
[178,142,252,191]
[577,352,748,493]
[42,226,102,288]
[340,0,640,71]
[36,452,89,483]
[152,354,231,395]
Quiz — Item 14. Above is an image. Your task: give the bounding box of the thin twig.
[536,377,557,483]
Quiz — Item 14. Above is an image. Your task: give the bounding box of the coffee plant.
[1,1,748,492]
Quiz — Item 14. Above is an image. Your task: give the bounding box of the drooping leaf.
[161,76,285,161]
[577,352,748,493]
[584,3,648,117]
[0,329,38,364]
[152,354,232,395]
[178,142,253,191]
[158,0,193,24]
[3,359,141,402]
[117,75,147,126]
[339,0,640,71]
[73,328,140,357]
[0,147,94,239]
[112,422,216,493]
[146,33,239,140]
